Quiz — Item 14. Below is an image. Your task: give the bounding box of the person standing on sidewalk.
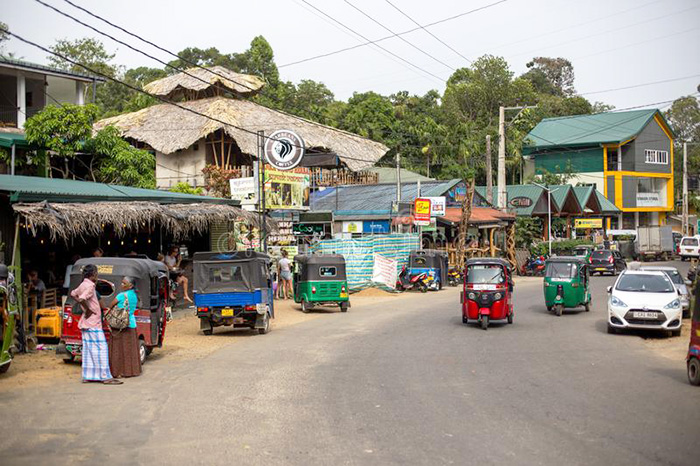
[71,264,122,385]
[277,250,293,300]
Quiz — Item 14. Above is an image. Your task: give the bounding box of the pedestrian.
[93,247,104,258]
[164,246,193,304]
[70,264,122,385]
[26,270,46,304]
[277,249,293,299]
[107,276,141,378]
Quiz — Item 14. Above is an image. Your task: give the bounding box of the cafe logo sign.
[265,130,305,171]
[509,196,532,208]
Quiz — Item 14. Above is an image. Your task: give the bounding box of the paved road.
[1,261,698,465]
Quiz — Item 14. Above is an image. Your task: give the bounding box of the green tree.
[523,57,576,97]
[170,182,204,195]
[665,95,700,196]
[85,126,155,188]
[49,37,116,77]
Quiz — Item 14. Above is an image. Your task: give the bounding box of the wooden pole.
[485,135,492,204]
[455,179,475,270]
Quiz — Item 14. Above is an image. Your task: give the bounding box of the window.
[644,149,668,164]
[467,265,505,284]
[545,262,577,279]
[319,266,337,277]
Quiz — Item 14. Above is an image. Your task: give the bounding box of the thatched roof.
[12,201,277,242]
[143,66,265,99]
[95,97,388,172]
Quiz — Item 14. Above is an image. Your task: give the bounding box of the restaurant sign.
[264,129,305,170]
[574,218,603,229]
[509,196,533,208]
[414,198,432,226]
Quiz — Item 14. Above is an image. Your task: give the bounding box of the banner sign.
[414,198,431,226]
[267,220,295,244]
[424,196,446,217]
[509,196,533,208]
[264,129,305,170]
[574,218,603,229]
[264,170,310,210]
[636,192,662,207]
[342,221,363,233]
[372,253,397,289]
[293,223,325,236]
[363,220,391,234]
[229,177,257,206]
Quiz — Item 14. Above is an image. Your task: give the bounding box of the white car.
[607,270,683,336]
[639,266,692,317]
[679,235,700,260]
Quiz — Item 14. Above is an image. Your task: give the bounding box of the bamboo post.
[455,179,475,270]
[489,228,496,257]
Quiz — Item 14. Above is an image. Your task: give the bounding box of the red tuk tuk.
[461,258,514,330]
[687,282,700,386]
[57,257,169,365]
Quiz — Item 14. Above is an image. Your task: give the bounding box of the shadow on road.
[650,365,689,386]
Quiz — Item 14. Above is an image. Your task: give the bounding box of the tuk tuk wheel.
[340,302,348,313]
[62,354,75,364]
[462,315,468,324]
[688,358,700,386]
[258,314,271,335]
[507,312,513,324]
[546,306,553,312]
[584,300,591,312]
[301,300,310,313]
[555,304,563,317]
[138,340,147,365]
[0,361,10,374]
[480,316,489,330]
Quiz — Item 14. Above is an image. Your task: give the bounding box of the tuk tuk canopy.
[193,251,270,293]
[294,254,347,281]
[545,256,587,279]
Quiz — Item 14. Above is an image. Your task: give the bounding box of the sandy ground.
[0,290,404,391]
[640,318,692,362]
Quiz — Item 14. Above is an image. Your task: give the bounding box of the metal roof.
[524,109,674,151]
[0,56,104,82]
[0,174,238,205]
[476,184,556,216]
[594,190,620,214]
[0,131,35,150]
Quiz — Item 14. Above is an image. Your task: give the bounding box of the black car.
[589,249,626,276]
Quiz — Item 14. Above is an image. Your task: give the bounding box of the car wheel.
[671,328,681,337]
[607,324,618,335]
[138,339,147,365]
[301,300,310,313]
[688,358,700,386]
[480,315,489,330]
[258,314,271,335]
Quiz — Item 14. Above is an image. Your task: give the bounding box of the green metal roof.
[0,174,238,205]
[0,132,35,150]
[524,109,673,151]
[476,184,558,216]
[594,190,620,214]
[548,185,581,214]
[572,186,595,211]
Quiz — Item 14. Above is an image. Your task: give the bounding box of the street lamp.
[531,181,560,256]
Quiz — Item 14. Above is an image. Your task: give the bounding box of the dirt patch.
[0,299,321,391]
[351,287,398,298]
[640,319,692,362]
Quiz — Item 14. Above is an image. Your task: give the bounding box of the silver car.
[640,266,691,317]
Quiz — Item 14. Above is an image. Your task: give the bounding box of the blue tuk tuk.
[193,251,273,335]
[407,249,448,290]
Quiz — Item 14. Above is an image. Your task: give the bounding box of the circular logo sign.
[264,130,305,170]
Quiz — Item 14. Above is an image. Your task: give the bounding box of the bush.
[530,238,593,256]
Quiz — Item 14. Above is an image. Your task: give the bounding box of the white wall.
[45,75,81,104]
[568,172,605,193]
[155,141,207,189]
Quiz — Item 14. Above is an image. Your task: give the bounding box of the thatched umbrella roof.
[95,97,388,172]
[143,66,265,99]
[12,201,277,242]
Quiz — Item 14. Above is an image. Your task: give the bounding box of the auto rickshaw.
[687,282,700,386]
[293,254,350,313]
[194,251,273,335]
[543,256,591,316]
[461,258,514,330]
[408,249,448,290]
[572,245,593,261]
[57,257,169,365]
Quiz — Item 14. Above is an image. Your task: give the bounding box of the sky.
[3,0,700,111]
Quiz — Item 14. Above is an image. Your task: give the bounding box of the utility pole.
[682,141,688,236]
[498,105,537,209]
[485,135,492,204]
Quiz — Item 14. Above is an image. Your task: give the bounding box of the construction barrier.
[310,234,420,291]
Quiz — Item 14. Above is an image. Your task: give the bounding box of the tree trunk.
[455,178,475,270]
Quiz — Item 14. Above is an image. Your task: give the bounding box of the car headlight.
[610,295,627,307]
[664,299,680,310]
[493,292,502,300]
[467,292,476,300]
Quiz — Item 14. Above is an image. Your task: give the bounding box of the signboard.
[363,220,391,234]
[422,218,437,232]
[424,196,446,217]
[414,198,431,226]
[574,218,603,229]
[509,196,533,208]
[268,245,298,259]
[264,129,305,170]
[293,223,325,236]
[229,177,257,207]
[372,253,397,289]
[636,192,663,207]
[342,221,363,233]
[267,220,295,245]
[264,170,310,210]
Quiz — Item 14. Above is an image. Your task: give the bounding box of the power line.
[297,0,446,83]
[383,0,472,64]
[580,74,700,96]
[280,0,508,68]
[343,0,455,72]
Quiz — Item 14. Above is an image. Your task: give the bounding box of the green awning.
[0,132,35,150]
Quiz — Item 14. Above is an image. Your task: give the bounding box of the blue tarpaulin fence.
[310,234,420,291]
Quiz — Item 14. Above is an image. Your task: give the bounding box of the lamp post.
[531,182,560,256]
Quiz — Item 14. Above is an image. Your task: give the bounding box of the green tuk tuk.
[572,245,593,261]
[543,256,591,316]
[293,254,350,313]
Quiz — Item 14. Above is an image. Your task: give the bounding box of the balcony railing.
[0,106,18,127]
[310,168,378,187]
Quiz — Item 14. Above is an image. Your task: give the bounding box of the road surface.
[1,261,698,465]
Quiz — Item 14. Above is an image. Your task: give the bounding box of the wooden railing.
[310,168,378,187]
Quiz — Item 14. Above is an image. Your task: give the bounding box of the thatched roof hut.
[143,65,265,100]
[95,96,388,172]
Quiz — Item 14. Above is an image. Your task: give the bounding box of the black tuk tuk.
[58,257,170,364]
[407,249,449,290]
[293,254,350,313]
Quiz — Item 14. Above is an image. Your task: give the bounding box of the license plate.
[221,308,234,317]
[595,267,607,271]
[632,311,658,319]
[339,292,347,298]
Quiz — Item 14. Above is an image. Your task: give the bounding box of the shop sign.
[264,129,305,170]
[342,221,363,233]
[363,220,390,234]
[372,253,397,289]
[574,218,603,229]
[229,177,257,207]
[636,192,663,207]
[424,196,446,217]
[293,223,325,235]
[414,198,431,226]
[509,196,532,208]
[264,170,310,210]
[267,221,295,244]
[422,219,437,232]
[268,245,298,259]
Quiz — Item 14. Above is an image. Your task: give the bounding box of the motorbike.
[396,266,433,292]
[447,267,463,287]
[521,255,546,276]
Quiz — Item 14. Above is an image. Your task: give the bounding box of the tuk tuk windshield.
[467,265,505,284]
[197,262,253,292]
[546,262,578,279]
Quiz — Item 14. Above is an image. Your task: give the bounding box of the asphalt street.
[1,261,698,466]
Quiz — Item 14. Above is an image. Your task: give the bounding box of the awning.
[0,132,35,150]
